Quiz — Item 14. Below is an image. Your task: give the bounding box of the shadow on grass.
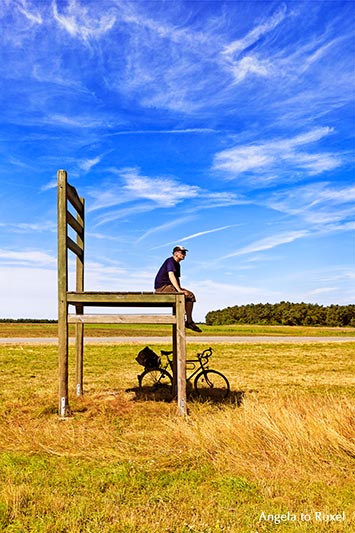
[125,385,245,407]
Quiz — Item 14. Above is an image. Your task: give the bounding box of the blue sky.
[1,0,354,321]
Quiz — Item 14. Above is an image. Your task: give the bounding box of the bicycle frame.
[162,347,213,383]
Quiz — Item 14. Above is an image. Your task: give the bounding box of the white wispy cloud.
[178,225,238,242]
[88,167,200,213]
[98,1,228,113]
[118,2,213,49]
[227,55,272,84]
[222,5,287,58]
[0,222,56,233]
[93,204,155,227]
[41,180,57,191]
[47,113,109,129]
[193,192,248,210]
[17,0,43,24]
[220,6,287,84]
[222,230,309,258]
[136,218,195,244]
[214,6,288,86]
[121,168,199,207]
[52,0,116,41]
[213,127,341,184]
[0,249,56,267]
[88,167,247,228]
[153,225,239,250]
[265,182,355,224]
[78,156,102,172]
[86,231,122,241]
[107,128,220,136]
[309,287,337,295]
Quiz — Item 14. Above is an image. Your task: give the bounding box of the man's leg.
[156,285,201,332]
[184,292,201,332]
[185,300,194,323]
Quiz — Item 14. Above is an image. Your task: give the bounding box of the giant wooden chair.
[57,170,187,416]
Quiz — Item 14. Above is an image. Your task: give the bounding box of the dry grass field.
[0,337,355,532]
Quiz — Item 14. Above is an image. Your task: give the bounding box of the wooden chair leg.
[176,294,187,416]
[58,312,70,416]
[75,321,84,396]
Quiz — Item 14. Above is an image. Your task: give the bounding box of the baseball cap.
[173,245,188,253]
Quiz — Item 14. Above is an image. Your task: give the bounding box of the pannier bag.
[136,346,161,369]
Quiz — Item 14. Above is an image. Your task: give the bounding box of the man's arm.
[168,271,181,292]
[168,271,190,296]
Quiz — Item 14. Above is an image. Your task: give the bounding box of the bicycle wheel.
[194,370,230,400]
[139,368,174,400]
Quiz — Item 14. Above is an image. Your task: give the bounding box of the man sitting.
[154,245,202,332]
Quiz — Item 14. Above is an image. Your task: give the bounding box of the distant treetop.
[205,302,355,327]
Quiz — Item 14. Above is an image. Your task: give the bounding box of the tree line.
[0,319,57,323]
[205,302,355,327]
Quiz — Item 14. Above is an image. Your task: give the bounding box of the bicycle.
[137,347,230,401]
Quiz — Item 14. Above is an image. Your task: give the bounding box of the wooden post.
[175,293,187,415]
[57,170,70,417]
[75,313,84,396]
[172,323,177,395]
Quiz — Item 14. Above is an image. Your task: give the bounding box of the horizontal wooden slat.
[67,236,83,259]
[68,314,177,324]
[67,291,184,306]
[67,183,84,215]
[67,211,84,237]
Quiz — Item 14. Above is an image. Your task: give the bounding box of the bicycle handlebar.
[197,347,213,359]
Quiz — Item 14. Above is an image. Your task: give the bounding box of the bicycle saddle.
[160,350,173,356]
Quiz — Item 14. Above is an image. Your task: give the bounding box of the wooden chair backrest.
[57,169,84,299]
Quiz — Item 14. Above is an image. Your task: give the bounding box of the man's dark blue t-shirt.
[154,257,181,289]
